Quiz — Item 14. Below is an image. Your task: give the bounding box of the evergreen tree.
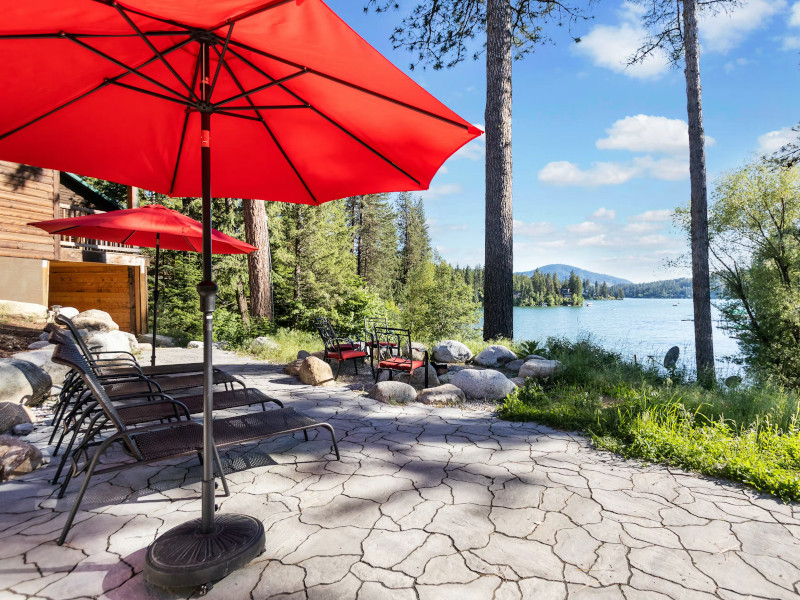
[348,193,400,298]
[396,192,431,285]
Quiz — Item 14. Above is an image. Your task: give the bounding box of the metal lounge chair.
[373,326,429,388]
[51,342,340,546]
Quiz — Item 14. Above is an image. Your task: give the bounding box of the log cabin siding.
[0,161,57,260]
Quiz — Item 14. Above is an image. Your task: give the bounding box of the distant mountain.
[517,264,632,286]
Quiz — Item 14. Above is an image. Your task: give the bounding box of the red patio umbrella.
[0,0,481,587]
[29,203,257,367]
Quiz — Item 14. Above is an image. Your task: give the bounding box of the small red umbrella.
[30,203,257,366]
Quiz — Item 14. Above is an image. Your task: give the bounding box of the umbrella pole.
[144,41,264,591]
[151,234,160,367]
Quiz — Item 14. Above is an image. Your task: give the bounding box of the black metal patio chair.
[50,342,339,546]
[314,317,369,380]
[373,326,429,388]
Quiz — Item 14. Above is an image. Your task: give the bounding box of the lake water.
[512,298,742,376]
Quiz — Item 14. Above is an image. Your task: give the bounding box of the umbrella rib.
[210,24,234,99]
[91,0,194,32]
[216,111,262,122]
[222,46,421,187]
[212,70,307,108]
[121,231,136,244]
[114,4,199,102]
[214,46,318,205]
[169,110,191,195]
[226,39,471,132]
[66,35,191,104]
[216,104,309,111]
[0,36,193,142]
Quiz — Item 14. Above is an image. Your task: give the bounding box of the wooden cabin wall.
[0,161,57,260]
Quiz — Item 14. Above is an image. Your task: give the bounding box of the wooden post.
[52,170,61,261]
[127,186,139,209]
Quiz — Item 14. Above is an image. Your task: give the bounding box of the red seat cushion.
[335,343,355,351]
[378,357,424,371]
[364,341,397,348]
[327,350,367,361]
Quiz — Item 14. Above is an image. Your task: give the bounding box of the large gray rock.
[432,340,473,364]
[451,368,516,401]
[27,341,51,350]
[299,357,334,386]
[0,402,33,434]
[370,381,417,404]
[138,333,176,348]
[83,330,132,356]
[11,347,70,392]
[251,336,279,352]
[285,359,303,376]
[473,345,517,368]
[0,300,47,320]
[297,350,311,360]
[187,340,203,349]
[519,359,562,379]
[71,309,119,332]
[417,384,467,405]
[505,359,525,372]
[122,332,139,351]
[0,359,52,406]
[58,307,79,319]
[0,435,43,481]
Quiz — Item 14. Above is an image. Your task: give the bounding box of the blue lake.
[511,298,742,376]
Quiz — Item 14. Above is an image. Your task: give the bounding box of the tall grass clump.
[499,336,800,501]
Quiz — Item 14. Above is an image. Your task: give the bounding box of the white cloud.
[448,224,468,231]
[757,127,797,154]
[629,209,672,223]
[421,183,463,199]
[724,57,753,73]
[565,221,603,235]
[538,161,639,186]
[578,235,613,247]
[701,0,787,54]
[623,222,661,234]
[597,115,715,155]
[782,35,800,50]
[592,207,617,220]
[538,155,687,187]
[574,2,670,79]
[791,1,800,26]
[514,219,557,237]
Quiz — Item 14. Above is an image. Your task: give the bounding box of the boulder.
[401,342,427,362]
[370,381,417,404]
[285,359,303,376]
[473,345,517,368]
[136,343,153,357]
[311,351,326,360]
[432,340,473,364]
[298,357,334,386]
[58,307,79,319]
[186,341,227,350]
[84,330,132,356]
[12,423,34,436]
[0,359,52,406]
[509,377,526,388]
[187,341,203,349]
[518,359,562,379]
[71,309,119,332]
[11,348,69,393]
[251,336,279,352]
[0,300,47,320]
[0,402,33,434]
[122,332,139,351]
[451,368,516,401]
[0,435,43,481]
[138,333,176,348]
[505,359,525,372]
[27,341,52,350]
[526,354,548,361]
[438,372,453,384]
[416,384,466,405]
[297,350,311,360]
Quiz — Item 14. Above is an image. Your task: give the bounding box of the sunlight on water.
[512,299,742,377]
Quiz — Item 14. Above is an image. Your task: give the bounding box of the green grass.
[499,337,800,502]
[243,327,323,364]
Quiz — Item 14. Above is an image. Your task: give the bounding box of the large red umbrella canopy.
[0,0,481,203]
[29,203,256,254]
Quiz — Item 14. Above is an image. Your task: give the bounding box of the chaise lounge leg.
[211,445,230,497]
[320,423,340,460]
[57,443,108,545]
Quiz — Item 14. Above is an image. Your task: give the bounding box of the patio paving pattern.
[1,349,800,599]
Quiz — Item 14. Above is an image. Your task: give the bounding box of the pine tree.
[348,193,400,299]
[396,192,431,285]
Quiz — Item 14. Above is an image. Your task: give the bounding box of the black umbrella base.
[144,514,265,590]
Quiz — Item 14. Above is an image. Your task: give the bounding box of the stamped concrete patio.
[1,349,799,600]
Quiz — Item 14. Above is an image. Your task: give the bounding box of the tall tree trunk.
[483,0,514,341]
[242,199,273,320]
[236,278,250,325]
[683,0,715,383]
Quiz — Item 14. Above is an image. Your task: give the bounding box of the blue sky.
[328,0,800,283]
